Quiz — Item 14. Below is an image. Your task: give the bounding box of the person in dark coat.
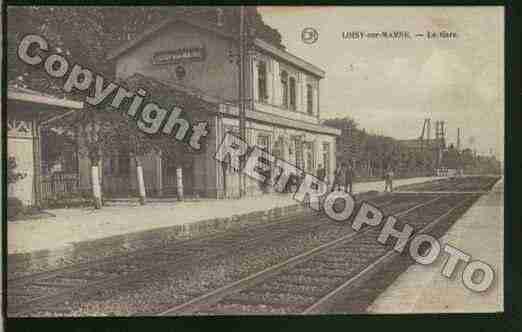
[317,164,326,181]
[384,167,395,192]
[345,161,354,194]
[331,163,346,192]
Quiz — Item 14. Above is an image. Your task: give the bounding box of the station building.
[8,14,341,205]
[97,15,340,198]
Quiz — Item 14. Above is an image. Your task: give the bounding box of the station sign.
[152,46,206,65]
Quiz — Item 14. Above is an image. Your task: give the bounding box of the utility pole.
[238,6,247,197]
[239,6,251,197]
[228,6,254,198]
[457,128,461,152]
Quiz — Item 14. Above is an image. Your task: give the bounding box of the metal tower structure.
[457,128,461,152]
[419,118,431,152]
[434,121,446,167]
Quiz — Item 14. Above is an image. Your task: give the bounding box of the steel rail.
[302,194,475,314]
[9,195,397,315]
[158,195,442,316]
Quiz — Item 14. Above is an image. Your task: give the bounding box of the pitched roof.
[7,85,83,109]
[106,17,325,78]
[122,73,222,107]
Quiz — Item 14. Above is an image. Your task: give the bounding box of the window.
[323,142,331,179]
[256,134,270,153]
[281,70,288,108]
[258,61,268,101]
[256,134,271,173]
[273,136,284,160]
[294,137,304,169]
[307,84,314,115]
[304,142,314,173]
[289,77,296,110]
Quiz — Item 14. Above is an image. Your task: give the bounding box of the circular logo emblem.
[301,27,319,44]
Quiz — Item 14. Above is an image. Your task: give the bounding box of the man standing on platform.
[345,161,354,194]
[332,162,346,192]
[317,164,326,182]
[384,167,394,192]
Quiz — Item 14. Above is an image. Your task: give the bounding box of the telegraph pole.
[238,6,247,197]
[457,128,461,152]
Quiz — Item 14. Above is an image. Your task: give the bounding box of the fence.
[40,173,80,199]
[163,167,195,197]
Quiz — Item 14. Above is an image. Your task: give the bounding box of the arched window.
[256,134,270,153]
[305,141,314,173]
[292,136,304,169]
[281,70,288,108]
[258,61,268,101]
[289,77,296,110]
[306,84,314,115]
[322,142,331,179]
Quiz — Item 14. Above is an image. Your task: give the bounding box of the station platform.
[7,176,438,255]
[367,178,503,313]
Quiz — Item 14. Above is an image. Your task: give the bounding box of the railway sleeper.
[202,302,306,315]
[275,274,344,286]
[224,291,318,306]
[250,282,330,297]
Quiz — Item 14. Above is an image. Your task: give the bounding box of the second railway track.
[8,193,399,316]
[8,179,489,316]
[158,193,480,315]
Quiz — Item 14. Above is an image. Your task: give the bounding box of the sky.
[258,6,504,161]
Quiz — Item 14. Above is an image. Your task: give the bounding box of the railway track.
[8,192,400,316]
[9,176,492,316]
[158,193,480,315]
[396,176,499,193]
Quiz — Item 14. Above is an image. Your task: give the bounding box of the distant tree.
[442,144,460,169]
[7,6,285,94]
[41,128,77,172]
[460,148,475,171]
[323,116,359,164]
[191,6,285,49]
[324,116,447,178]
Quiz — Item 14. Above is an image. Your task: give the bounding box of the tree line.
[7,6,283,94]
[323,117,501,178]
